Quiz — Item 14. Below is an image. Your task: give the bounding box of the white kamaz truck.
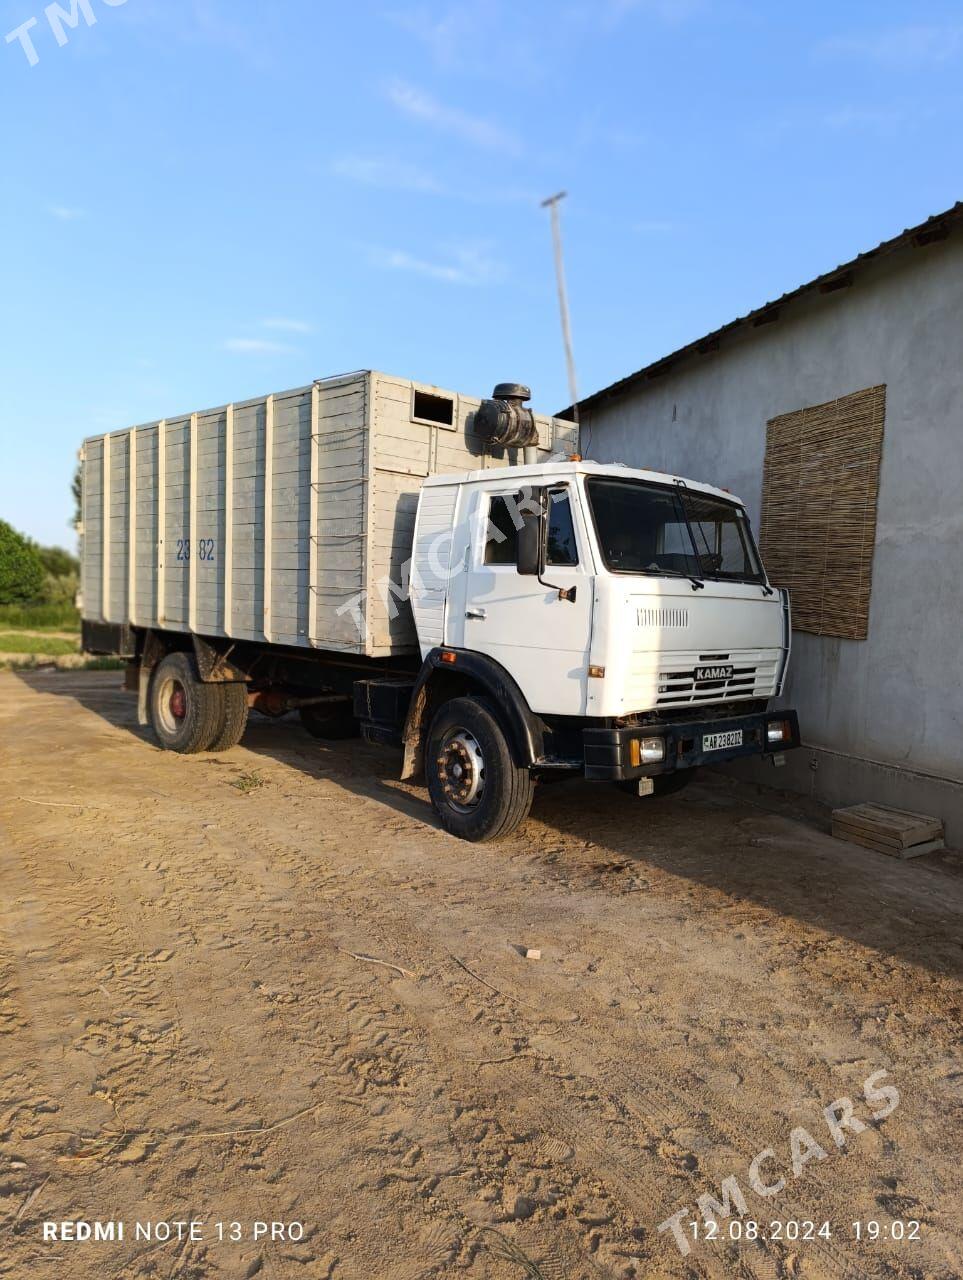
[80,370,799,841]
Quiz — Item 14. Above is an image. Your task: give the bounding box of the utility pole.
[541,191,580,432]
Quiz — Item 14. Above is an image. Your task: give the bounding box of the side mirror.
[517,511,543,576]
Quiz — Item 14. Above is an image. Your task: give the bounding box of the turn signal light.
[440,650,458,665]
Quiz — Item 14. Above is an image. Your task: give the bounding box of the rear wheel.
[149,653,223,754]
[208,682,249,752]
[299,701,359,740]
[617,769,698,798]
[426,696,534,843]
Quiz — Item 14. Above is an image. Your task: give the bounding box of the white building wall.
[582,236,963,841]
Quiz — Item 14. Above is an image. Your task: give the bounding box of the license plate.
[703,730,743,752]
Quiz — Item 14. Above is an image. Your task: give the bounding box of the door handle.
[465,607,487,620]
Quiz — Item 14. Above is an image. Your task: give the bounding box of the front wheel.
[426,696,534,843]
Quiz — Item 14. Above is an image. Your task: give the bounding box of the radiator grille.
[655,658,779,707]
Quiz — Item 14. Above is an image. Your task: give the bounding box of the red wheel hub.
[169,686,187,719]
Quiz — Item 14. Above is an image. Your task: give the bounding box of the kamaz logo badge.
[695,665,733,682]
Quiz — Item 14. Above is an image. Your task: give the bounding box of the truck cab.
[399,459,799,840]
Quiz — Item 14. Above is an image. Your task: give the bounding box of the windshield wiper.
[646,567,705,591]
[672,480,707,592]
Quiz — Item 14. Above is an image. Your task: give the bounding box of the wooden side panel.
[311,376,368,652]
[268,388,313,646]
[82,437,104,620]
[229,399,267,641]
[162,419,191,629]
[195,408,227,635]
[107,433,130,623]
[134,426,159,624]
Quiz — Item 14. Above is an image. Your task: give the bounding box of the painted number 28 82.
[175,539,216,562]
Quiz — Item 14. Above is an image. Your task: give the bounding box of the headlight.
[767,719,792,745]
[628,736,666,766]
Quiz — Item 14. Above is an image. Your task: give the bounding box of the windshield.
[585,477,765,584]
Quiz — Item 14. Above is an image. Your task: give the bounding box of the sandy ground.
[0,670,960,1280]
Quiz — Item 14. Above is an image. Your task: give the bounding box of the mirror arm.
[535,493,577,602]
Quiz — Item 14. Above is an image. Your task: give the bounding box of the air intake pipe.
[474,383,539,464]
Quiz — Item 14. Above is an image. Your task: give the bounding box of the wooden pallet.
[831,803,944,859]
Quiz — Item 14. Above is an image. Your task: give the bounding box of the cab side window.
[546,486,578,566]
[485,492,524,565]
[484,487,580,567]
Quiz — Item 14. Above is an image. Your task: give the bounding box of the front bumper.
[582,709,801,782]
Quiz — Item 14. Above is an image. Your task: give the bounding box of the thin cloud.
[819,24,963,67]
[822,105,907,131]
[368,241,505,286]
[330,154,536,204]
[49,205,85,221]
[222,338,294,355]
[596,0,703,26]
[385,79,522,154]
[261,317,314,334]
[632,218,678,232]
[386,3,488,69]
[331,155,448,195]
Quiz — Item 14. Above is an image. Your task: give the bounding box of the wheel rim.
[436,728,486,813]
[156,676,187,735]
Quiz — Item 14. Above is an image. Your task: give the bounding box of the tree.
[72,464,82,529]
[35,544,80,577]
[0,520,46,604]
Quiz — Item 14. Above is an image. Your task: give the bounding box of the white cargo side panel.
[409,482,458,654]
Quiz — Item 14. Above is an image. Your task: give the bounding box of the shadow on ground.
[19,669,963,981]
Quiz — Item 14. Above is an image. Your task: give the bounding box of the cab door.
[456,481,593,716]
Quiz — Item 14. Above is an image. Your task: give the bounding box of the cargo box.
[80,370,577,657]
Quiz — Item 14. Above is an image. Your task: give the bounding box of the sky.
[1,0,961,548]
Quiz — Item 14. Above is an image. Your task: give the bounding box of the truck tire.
[208,682,249,752]
[149,653,223,754]
[426,696,534,843]
[617,769,697,798]
[299,702,358,740]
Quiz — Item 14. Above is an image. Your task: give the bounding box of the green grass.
[230,771,266,793]
[0,632,79,655]
[0,603,81,631]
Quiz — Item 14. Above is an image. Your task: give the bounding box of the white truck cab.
[400,458,799,840]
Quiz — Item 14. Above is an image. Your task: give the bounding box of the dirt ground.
[1,670,960,1280]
